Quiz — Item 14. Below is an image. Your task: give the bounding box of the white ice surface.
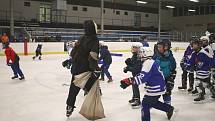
[0,52,215,121]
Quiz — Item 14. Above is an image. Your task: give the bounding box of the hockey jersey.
[183,45,193,62]
[5,47,19,64]
[36,44,42,52]
[133,59,166,96]
[187,49,211,79]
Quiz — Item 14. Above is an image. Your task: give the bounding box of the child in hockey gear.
[123,43,143,108]
[178,38,194,92]
[4,43,25,80]
[120,52,175,121]
[140,35,149,47]
[186,38,212,101]
[66,20,100,117]
[99,44,113,83]
[200,36,214,58]
[153,40,176,105]
[62,41,77,70]
[33,43,42,60]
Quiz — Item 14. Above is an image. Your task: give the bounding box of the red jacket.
[5,47,16,64]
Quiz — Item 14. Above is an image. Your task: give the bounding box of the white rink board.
[0,42,65,55]
[0,42,189,55]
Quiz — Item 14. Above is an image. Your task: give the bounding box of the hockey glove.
[180,58,186,70]
[120,77,133,89]
[123,67,128,73]
[7,63,12,66]
[123,66,133,73]
[62,59,72,69]
[125,58,132,66]
[170,70,177,81]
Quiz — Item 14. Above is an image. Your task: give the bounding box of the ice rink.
[1,51,215,121]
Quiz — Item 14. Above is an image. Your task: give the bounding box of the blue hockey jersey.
[187,49,211,79]
[183,45,193,62]
[133,59,166,96]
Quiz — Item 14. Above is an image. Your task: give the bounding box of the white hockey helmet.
[200,36,209,42]
[140,47,154,58]
[131,42,143,53]
[99,41,105,46]
[131,42,143,48]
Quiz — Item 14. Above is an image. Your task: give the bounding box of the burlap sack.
[79,80,105,120]
[73,71,91,89]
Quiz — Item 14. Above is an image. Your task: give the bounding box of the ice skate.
[131,99,141,109]
[107,77,113,83]
[128,99,135,104]
[194,92,205,102]
[66,105,75,117]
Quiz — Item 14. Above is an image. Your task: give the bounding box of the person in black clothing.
[66,20,100,117]
[33,43,42,60]
[123,43,143,108]
[99,45,113,83]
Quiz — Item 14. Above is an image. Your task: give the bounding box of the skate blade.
[131,106,141,109]
[62,83,70,86]
[193,100,205,104]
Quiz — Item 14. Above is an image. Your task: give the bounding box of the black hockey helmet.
[190,36,201,45]
[162,39,171,48]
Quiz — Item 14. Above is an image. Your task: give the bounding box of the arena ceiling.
[32,0,215,7]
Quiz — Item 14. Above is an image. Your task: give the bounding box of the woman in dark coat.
[66,20,100,117]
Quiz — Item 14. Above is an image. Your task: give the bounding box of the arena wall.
[0,42,189,56]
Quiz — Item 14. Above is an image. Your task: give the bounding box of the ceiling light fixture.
[136,1,147,4]
[189,0,199,2]
[188,9,196,12]
[166,6,175,9]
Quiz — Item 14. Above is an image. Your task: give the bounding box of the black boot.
[39,56,42,60]
[19,76,25,80]
[11,75,18,79]
[167,107,174,120]
[32,56,35,60]
[66,105,75,117]
[107,77,113,83]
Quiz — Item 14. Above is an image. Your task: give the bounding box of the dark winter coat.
[99,45,112,65]
[70,20,99,76]
[126,53,143,77]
